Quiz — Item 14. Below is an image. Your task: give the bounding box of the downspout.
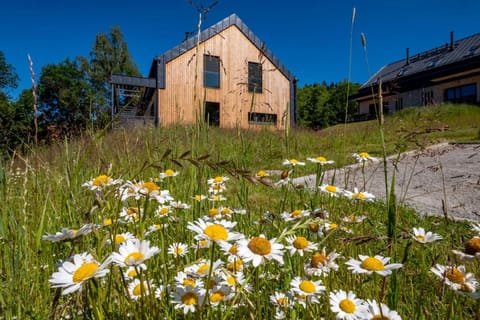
[154,59,160,127]
[290,77,298,127]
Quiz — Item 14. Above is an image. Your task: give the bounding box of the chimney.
[450,31,454,51]
[406,48,410,65]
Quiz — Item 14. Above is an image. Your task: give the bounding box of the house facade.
[111,14,296,130]
[351,32,480,117]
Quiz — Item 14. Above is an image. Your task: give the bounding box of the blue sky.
[1,0,479,99]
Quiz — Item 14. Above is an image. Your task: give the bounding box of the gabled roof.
[361,32,480,89]
[150,13,295,88]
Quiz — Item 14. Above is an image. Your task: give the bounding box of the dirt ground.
[294,143,480,221]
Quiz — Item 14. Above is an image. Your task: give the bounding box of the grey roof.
[151,13,295,87]
[361,32,480,89]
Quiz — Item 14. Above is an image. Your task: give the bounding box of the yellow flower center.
[115,234,126,244]
[210,291,225,303]
[316,156,327,163]
[229,245,238,255]
[182,292,198,305]
[359,152,370,158]
[141,182,159,193]
[221,208,231,215]
[198,239,209,247]
[248,237,272,255]
[311,253,328,267]
[445,268,465,284]
[174,247,184,255]
[164,169,175,176]
[415,235,426,242]
[194,195,204,201]
[127,207,138,215]
[299,280,316,294]
[226,276,236,286]
[361,257,385,271]
[277,297,289,306]
[227,259,243,272]
[183,278,196,288]
[465,238,480,255]
[291,209,302,217]
[127,269,137,277]
[204,224,228,241]
[132,283,146,296]
[197,264,210,275]
[124,252,144,265]
[93,175,109,187]
[290,159,299,165]
[208,208,219,217]
[73,262,99,283]
[293,236,309,250]
[326,185,337,193]
[353,192,366,200]
[213,176,224,183]
[159,207,169,215]
[372,315,390,320]
[257,170,268,177]
[104,218,113,226]
[308,223,319,232]
[329,223,338,229]
[339,299,356,313]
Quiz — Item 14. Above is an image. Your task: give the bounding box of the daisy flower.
[344,188,375,201]
[329,290,369,320]
[193,194,207,202]
[82,175,122,190]
[155,205,172,218]
[237,234,284,267]
[49,252,109,295]
[453,237,480,262]
[168,242,189,258]
[219,270,250,292]
[208,194,227,202]
[111,232,136,245]
[174,271,204,289]
[208,285,232,306]
[226,256,244,273]
[255,170,270,178]
[171,285,206,315]
[307,156,334,165]
[109,238,160,267]
[207,176,229,185]
[290,277,325,302]
[144,223,168,237]
[187,218,243,243]
[319,184,344,197]
[346,255,403,276]
[365,299,402,320]
[352,152,380,163]
[282,159,306,166]
[304,247,341,276]
[118,206,143,223]
[123,265,147,280]
[117,180,160,201]
[128,279,155,300]
[208,183,227,195]
[342,214,367,224]
[170,200,191,209]
[412,227,443,243]
[42,223,97,242]
[184,259,223,278]
[159,169,179,179]
[270,291,293,308]
[430,264,479,292]
[285,235,317,257]
[279,209,310,221]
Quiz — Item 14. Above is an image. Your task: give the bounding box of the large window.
[204,55,220,88]
[248,112,276,125]
[248,62,262,93]
[444,83,477,104]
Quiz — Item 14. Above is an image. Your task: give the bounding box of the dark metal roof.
[360,32,480,89]
[150,13,295,88]
[110,75,156,88]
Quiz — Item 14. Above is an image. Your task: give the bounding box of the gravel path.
[294,143,480,221]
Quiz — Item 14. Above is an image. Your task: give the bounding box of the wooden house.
[351,32,480,119]
[111,14,296,130]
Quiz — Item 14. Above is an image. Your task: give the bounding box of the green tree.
[37,59,90,139]
[0,50,19,95]
[326,81,360,125]
[78,26,141,127]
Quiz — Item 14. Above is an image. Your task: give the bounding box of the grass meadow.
[1,104,480,319]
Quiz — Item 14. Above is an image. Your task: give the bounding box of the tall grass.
[0,104,479,319]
